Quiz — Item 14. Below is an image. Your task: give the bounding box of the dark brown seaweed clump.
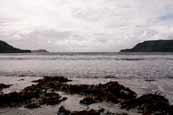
[80,96,98,105]
[0,83,11,92]
[57,106,129,115]
[49,81,137,104]
[57,106,104,115]
[31,77,137,104]
[0,76,70,108]
[32,76,72,83]
[0,86,67,108]
[0,76,136,109]
[121,93,171,115]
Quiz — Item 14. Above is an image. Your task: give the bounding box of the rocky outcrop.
[121,93,171,115]
[0,40,31,53]
[120,40,173,52]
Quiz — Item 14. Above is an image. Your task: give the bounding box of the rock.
[58,106,71,115]
[41,93,67,105]
[57,106,130,115]
[121,94,170,114]
[0,77,68,108]
[115,113,129,115]
[0,92,27,107]
[104,75,117,79]
[104,112,129,115]
[120,40,173,52]
[57,106,104,115]
[55,81,137,104]
[18,79,25,81]
[32,76,71,84]
[169,105,173,115]
[100,82,137,102]
[71,110,102,115]
[80,96,98,105]
[0,84,11,92]
[24,101,41,109]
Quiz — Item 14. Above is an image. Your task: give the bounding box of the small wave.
[0,57,159,61]
[166,76,173,79]
[120,58,145,61]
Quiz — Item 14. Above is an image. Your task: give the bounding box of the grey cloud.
[20,30,73,41]
[1,0,173,52]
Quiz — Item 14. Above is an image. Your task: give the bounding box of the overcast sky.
[0,0,173,52]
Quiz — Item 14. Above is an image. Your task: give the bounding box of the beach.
[0,53,173,115]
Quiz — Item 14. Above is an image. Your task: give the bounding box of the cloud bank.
[0,0,173,52]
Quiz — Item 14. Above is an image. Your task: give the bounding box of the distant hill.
[120,40,173,52]
[0,40,31,53]
[31,49,49,53]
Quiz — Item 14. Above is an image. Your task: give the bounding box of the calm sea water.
[0,52,173,78]
[0,52,173,103]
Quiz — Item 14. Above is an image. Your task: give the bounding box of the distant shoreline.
[120,40,173,52]
[1,52,173,56]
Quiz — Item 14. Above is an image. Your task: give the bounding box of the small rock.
[80,96,98,105]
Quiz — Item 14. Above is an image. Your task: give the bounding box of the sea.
[0,52,173,104]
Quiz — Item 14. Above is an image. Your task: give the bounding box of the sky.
[0,0,173,52]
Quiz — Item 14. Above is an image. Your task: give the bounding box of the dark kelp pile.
[121,93,172,115]
[57,106,129,115]
[57,106,104,115]
[80,96,99,105]
[0,76,172,115]
[0,76,69,108]
[0,83,11,92]
[33,77,137,104]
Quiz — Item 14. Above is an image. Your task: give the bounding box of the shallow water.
[0,53,173,78]
[0,53,173,104]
